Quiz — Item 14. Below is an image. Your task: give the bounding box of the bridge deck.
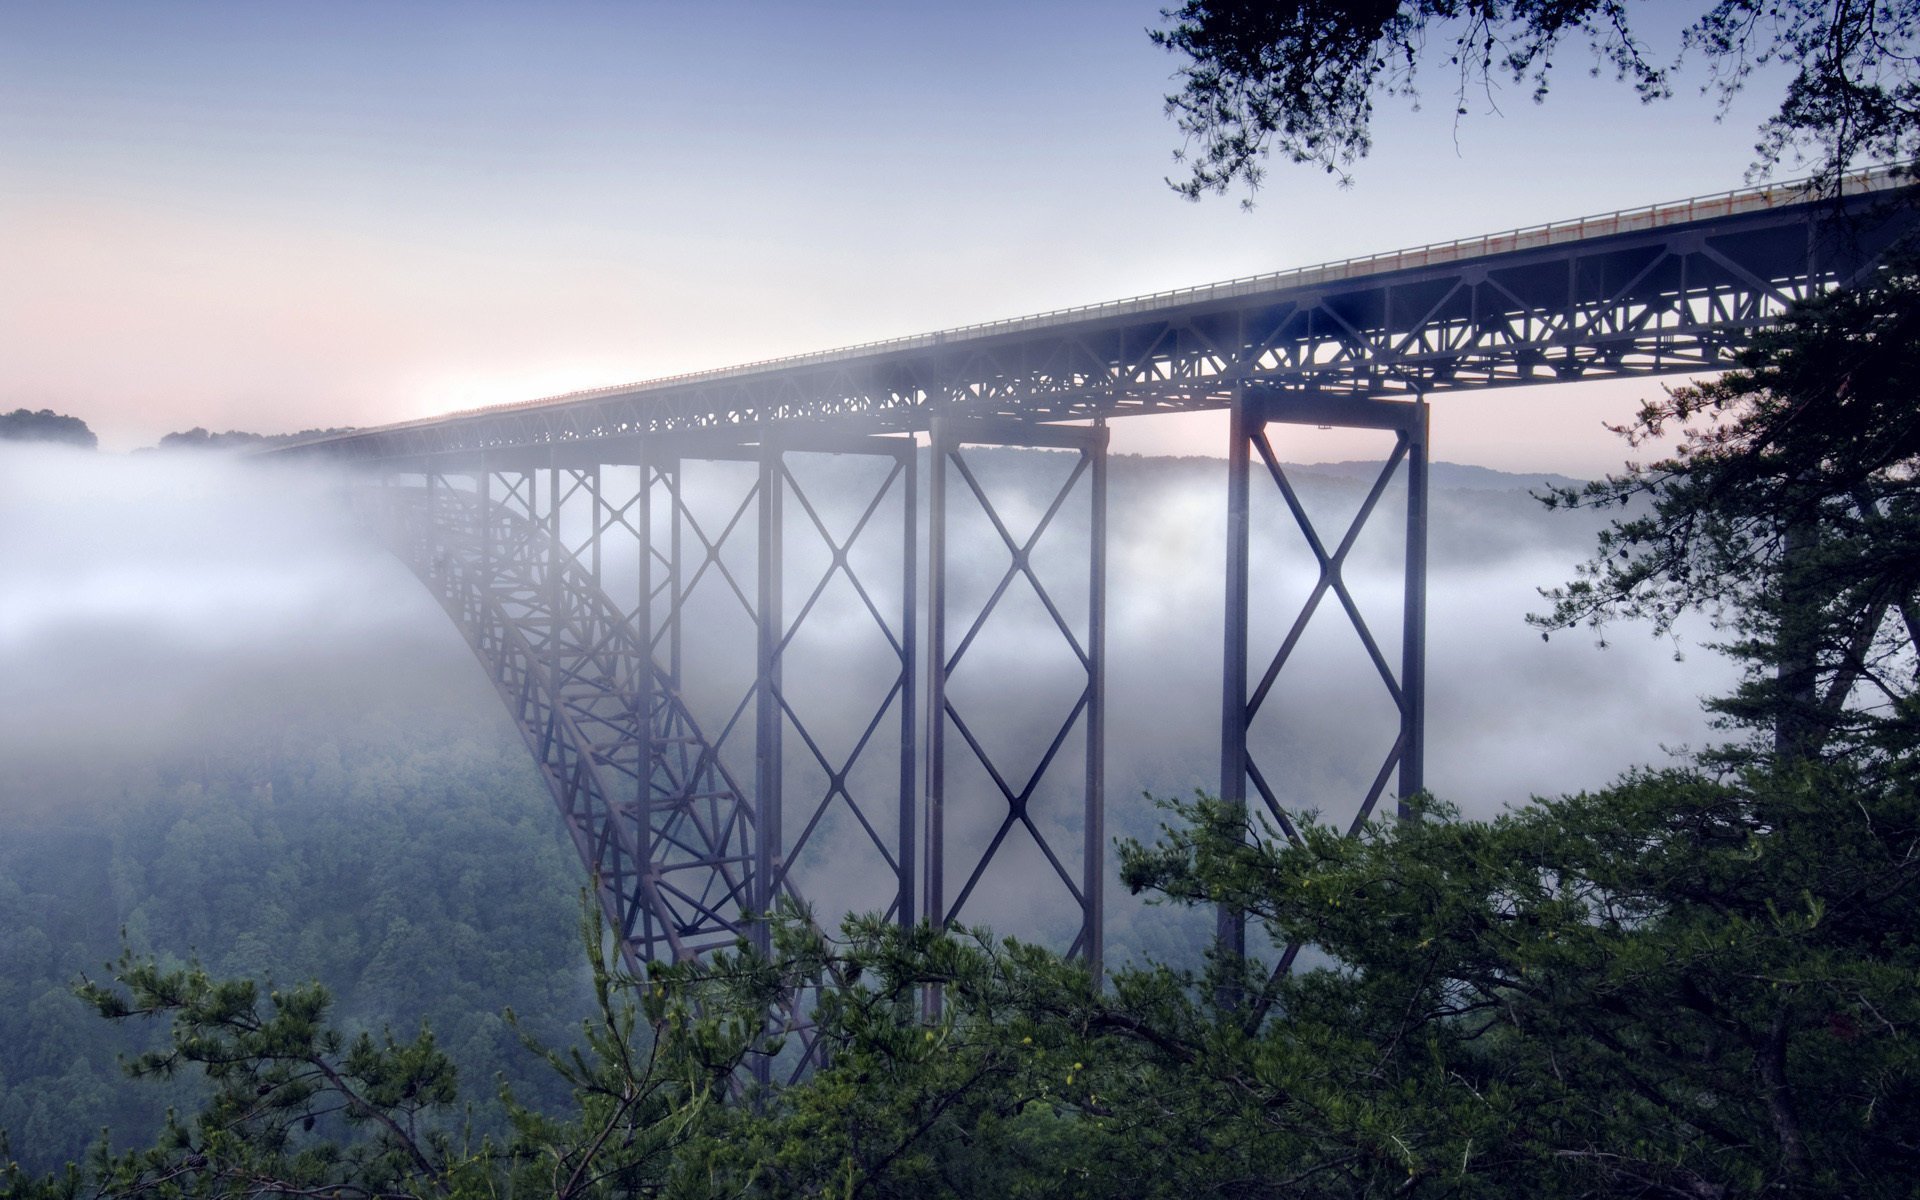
[282,168,1914,465]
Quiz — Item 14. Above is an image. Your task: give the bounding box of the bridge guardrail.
[280,164,1909,449]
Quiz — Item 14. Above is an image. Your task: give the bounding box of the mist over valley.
[0,439,1735,1168]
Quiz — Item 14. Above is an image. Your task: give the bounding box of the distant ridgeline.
[1281,459,1587,493]
[0,408,96,450]
[151,426,358,451]
[0,414,362,453]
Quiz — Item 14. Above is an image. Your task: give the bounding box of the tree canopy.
[8,754,1916,1198]
[1153,1,1920,201]
[1534,250,1920,765]
[152,426,357,452]
[0,409,96,450]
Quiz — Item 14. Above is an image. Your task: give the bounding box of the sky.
[1,1,1800,468]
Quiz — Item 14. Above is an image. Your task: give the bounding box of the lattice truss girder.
[305,197,1909,466]
[646,433,918,945]
[382,466,762,969]
[926,418,1107,972]
[1229,394,1427,835]
[374,434,920,983]
[1216,390,1429,980]
[759,439,919,926]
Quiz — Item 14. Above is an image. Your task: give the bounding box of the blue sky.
[1,1,1796,465]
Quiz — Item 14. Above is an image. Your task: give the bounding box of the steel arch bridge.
[283,170,1916,988]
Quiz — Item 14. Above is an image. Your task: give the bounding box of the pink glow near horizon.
[2,2,1783,467]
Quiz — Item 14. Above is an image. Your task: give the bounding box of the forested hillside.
[0,702,591,1172]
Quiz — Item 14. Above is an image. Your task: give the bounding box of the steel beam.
[755,445,783,957]
[388,465,759,969]
[1217,390,1250,965]
[926,416,1107,977]
[1218,390,1430,976]
[283,176,1915,466]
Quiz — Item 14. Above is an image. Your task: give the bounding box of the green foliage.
[65,957,481,1199]
[1116,765,1920,1196]
[677,917,1115,1198]
[0,709,592,1176]
[1536,250,1920,763]
[6,751,1916,1198]
[499,908,748,1200]
[1153,1,1920,201]
[0,905,759,1200]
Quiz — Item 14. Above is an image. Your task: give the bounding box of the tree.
[150,426,358,452]
[1534,251,1920,764]
[9,774,1917,1199]
[1107,763,1920,1198]
[0,910,746,1200]
[0,409,95,450]
[1153,1,1920,202]
[52,956,486,1200]
[157,427,267,451]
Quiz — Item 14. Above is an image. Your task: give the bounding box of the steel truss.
[1218,389,1428,973]
[642,430,919,951]
[379,434,919,985]
[307,176,1918,1018]
[381,466,758,968]
[927,417,1106,974]
[288,178,1912,463]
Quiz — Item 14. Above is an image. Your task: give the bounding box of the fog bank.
[0,442,1738,963]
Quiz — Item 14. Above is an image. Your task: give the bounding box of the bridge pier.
[637,430,921,960]
[400,401,1426,996]
[926,416,1107,978]
[1218,389,1429,969]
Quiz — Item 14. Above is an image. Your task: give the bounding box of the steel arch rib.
[381,481,776,971]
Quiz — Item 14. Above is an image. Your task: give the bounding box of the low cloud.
[0,443,1737,963]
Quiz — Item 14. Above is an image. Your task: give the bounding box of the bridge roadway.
[292,168,1910,462]
[288,171,1916,1026]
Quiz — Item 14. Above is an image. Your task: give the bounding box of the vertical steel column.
[1217,390,1250,963]
[754,442,782,1091]
[637,443,655,675]
[898,447,919,931]
[1085,421,1108,980]
[472,456,487,637]
[754,440,784,958]
[632,441,658,958]
[924,416,1106,976]
[588,464,603,586]
[1400,401,1430,818]
[924,424,948,946]
[422,471,435,584]
[668,457,684,689]
[547,454,564,719]
[639,448,685,688]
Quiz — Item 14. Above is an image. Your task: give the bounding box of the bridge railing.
[403,168,1907,412]
[268,163,1908,455]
